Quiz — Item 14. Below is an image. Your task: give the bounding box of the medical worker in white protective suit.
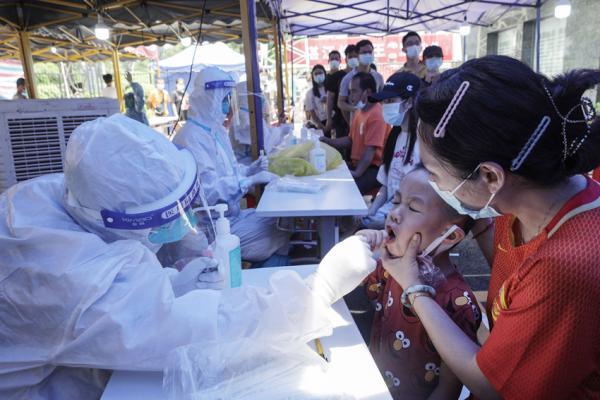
[0,113,376,399]
[172,67,288,262]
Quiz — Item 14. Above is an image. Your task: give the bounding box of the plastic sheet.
[268,176,324,194]
[163,338,355,400]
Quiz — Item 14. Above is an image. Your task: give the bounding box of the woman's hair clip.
[510,116,551,172]
[433,81,470,138]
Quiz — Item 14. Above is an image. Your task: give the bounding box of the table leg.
[318,216,338,258]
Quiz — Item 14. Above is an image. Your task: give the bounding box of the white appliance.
[0,98,119,192]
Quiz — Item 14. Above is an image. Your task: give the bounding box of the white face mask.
[347,57,359,68]
[314,73,325,84]
[428,165,501,220]
[359,53,374,66]
[329,60,340,70]
[425,57,443,71]
[406,45,421,59]
[382,101,409,126]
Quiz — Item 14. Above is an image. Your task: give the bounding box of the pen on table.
[314,338,329,362]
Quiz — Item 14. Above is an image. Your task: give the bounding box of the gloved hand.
[246,155,269,176]
[308,235,376,304]
[250,171,279,185]
[169,257,219,296]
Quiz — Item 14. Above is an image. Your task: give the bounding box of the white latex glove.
[246,155,269,175]
[250,171,279,185]
[169,257,219,297]
[308,235,376,304]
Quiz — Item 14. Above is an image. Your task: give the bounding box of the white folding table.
[101,265,392,400]
[255,164,368,258]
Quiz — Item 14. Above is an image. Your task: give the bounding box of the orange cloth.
[349,103,387,168]
[477,176,600,399]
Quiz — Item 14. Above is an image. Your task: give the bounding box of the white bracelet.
[401,284,436,308]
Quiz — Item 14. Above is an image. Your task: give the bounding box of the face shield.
[98,150,201,245]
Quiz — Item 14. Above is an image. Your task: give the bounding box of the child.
[358,166,481,400]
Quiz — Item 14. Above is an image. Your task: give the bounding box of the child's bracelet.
[401,284,436,308]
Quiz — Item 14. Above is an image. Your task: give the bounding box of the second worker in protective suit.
[172,67,289,263]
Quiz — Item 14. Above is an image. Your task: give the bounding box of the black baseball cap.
[369,72,421,102]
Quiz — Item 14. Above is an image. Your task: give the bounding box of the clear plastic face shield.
[99,150,201,244]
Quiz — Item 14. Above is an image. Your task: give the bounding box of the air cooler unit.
[0,98,119,193]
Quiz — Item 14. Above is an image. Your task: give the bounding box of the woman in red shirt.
[381,55,600,399]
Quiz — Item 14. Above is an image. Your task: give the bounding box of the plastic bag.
[269,141,343,177]
[268,176,324,194]
[163,338,355,400]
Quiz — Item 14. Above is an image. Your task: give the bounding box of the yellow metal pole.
[272,18,284,122]
[282,34,291,122]
[111,49,124,111]
[16,31,36,99]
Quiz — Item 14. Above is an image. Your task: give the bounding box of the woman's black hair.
[416,55,600,186]
[311,64,326,99]
[382,105,418,174]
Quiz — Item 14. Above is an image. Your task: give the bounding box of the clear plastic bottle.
[309,138,327,174]
[213,204,242,288]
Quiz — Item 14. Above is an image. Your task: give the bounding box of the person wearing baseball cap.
[358,72,422,229]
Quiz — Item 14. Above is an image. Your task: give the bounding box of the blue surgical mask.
[355,100,366,110]
[148,208,198,244]
[382,101,409,126]
[347,57,359,68]
[428,165,501,219]
[425,57,443,71]
[221,95,231,115]
[359,53,374,66]
[406,45,421,59]
[314,73,325,84]
[329,60,340,70]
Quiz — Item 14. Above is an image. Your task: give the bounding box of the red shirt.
[478,176,600,399]
[366,260,481,399]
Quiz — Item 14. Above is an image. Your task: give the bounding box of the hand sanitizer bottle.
[309,138,327,174]
[213,204,242,288]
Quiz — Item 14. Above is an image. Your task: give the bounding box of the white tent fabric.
[159,42,246,74]
[273,0,537,36]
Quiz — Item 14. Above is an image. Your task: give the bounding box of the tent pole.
[17,31,37,99]
[273,17,285,123]
[241,0,264,159]
[111,49,124,111]
[535,0,541,73]
[282,34,291,122]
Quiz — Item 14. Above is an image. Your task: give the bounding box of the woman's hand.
[356,229,388,251]
[381,234,424,289]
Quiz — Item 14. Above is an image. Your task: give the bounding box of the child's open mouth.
[385,225,396,244]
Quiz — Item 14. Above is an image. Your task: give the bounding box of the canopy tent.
[158,41,246,112]
[159,41,245,74]
[272,0,539,36]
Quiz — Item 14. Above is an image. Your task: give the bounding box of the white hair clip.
[510,116,551,172]
[433,81,470,138]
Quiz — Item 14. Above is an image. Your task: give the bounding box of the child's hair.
[416,55,600,186]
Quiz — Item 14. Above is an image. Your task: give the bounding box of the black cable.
[173,0,207,131]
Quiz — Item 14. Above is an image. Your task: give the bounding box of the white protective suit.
[0,114,376,399]
[172,67,289,262]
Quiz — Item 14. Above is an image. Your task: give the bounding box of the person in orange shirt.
[321,72,388,194]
